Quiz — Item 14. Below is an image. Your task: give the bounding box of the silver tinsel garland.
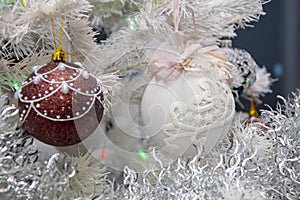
[0,1,298,199]
[120,90,300,200]
[0,89,299,199]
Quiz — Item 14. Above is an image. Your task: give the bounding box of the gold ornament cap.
[52,45,66,62]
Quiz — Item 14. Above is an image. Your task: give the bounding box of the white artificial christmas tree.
[0,0,299,199]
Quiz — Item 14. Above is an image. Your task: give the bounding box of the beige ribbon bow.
[147,38,235,82]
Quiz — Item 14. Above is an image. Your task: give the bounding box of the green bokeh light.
[129,20,135,30]
[0,74,24,92]
[13,80,21,91]
[138,150,148,160]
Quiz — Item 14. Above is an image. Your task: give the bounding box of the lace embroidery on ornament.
[161,79,235,148]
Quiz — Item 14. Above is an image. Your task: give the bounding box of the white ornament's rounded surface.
[141,70,235,157]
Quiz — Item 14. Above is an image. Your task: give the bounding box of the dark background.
[233,0,300,109]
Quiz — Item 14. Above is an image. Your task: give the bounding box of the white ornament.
[141,70,235,158]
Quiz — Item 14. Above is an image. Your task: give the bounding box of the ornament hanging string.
[50,12,57,48]
[173,0,180,32]
[50,13,75,62]
[59,16,64,49]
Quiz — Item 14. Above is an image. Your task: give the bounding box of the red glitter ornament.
[242,95,270,136]
[18,61,104,146]
[242,117,270,136]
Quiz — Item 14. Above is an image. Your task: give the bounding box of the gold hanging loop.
[50,14,67,62]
